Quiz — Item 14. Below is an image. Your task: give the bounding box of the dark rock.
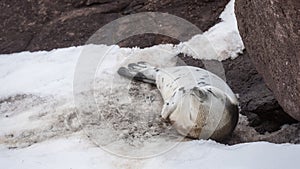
[118,34,180,49]
[66,0,118,8]
[235,0,300,121]
[222,52,297,132]
[27,13,121,51]
[177,53,205,68]
[0,0,229,53]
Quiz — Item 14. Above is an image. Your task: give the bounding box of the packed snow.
[1,135,300,169]
[0,0,299,168]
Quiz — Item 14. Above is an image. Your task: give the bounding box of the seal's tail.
[117,61,159,84]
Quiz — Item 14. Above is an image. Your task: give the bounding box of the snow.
[1,135,300,169]
[0,0,298,168]
[0,47,80,97]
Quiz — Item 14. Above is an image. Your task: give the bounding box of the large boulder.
[235,0,300,121]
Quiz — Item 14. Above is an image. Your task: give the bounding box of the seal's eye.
[191,87,207,99]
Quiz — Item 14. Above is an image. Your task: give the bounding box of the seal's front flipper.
[161,101,176,119]
[160,89,181,119]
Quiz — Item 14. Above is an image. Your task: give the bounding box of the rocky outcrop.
[0,0,229,53]
[235,0,300,121]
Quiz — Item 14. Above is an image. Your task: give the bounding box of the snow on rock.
[178,0,244,60]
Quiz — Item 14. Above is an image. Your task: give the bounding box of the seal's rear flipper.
[117,62,158,84]
[118,67,134,79]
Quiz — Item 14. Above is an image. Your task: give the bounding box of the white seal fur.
[118,62,239,141]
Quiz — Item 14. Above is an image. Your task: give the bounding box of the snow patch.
[178,0,244,60]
